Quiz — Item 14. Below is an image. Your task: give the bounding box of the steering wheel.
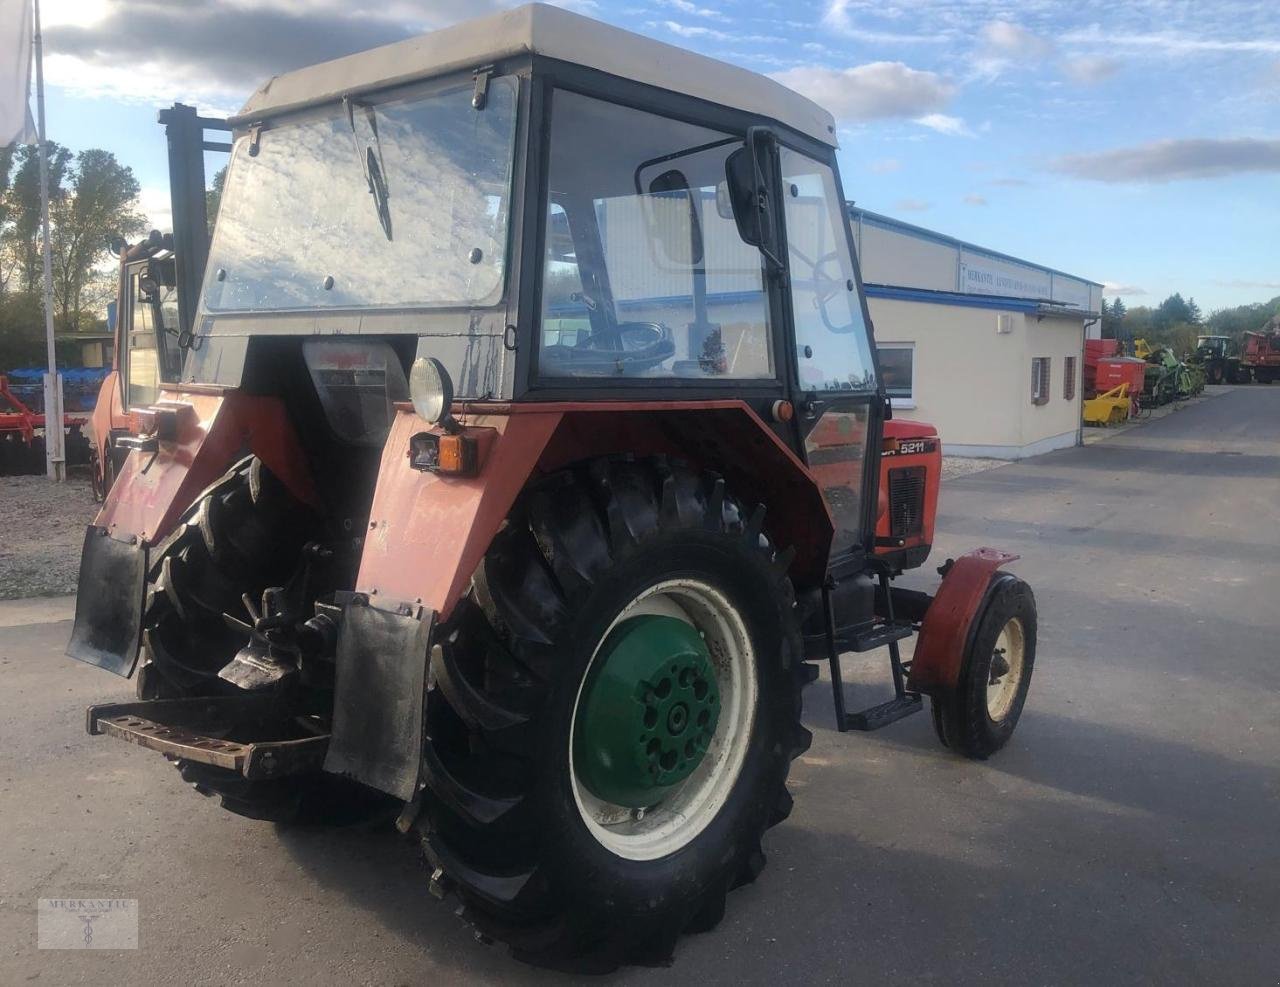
[542,322,675,375]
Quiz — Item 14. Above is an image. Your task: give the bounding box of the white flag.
[1,0,38,147]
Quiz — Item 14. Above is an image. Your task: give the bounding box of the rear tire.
[136,456,354,823]
[931,575,1036,759]
[418,458,811,971]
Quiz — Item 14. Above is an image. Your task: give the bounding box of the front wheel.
[931,575,1037,759]
[418,459,811,971]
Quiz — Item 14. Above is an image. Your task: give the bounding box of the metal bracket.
[472,65,494,110]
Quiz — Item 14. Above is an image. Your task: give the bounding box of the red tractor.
[68,5,1037,970]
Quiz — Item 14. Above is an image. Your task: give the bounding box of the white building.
[851,207,1103,459]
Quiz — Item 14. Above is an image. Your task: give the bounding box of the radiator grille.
[888,466,927,538]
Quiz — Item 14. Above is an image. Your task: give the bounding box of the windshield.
[202,76,517,314]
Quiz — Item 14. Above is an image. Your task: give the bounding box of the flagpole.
[33,0,65,482]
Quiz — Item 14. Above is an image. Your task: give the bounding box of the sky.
[34,0,1280,312]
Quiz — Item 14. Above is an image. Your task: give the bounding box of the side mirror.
[643,168,703,267]
[725,128,780,267]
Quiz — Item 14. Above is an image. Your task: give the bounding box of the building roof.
[851,206,1102,289]
[233,3,837,146]
[849,204,1102,317]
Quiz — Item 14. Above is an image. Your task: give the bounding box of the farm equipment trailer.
[0,374,90,475]
[67,5,1038,971]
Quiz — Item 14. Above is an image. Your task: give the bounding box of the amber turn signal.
[409,431,479,476]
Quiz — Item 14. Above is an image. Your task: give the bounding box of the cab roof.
[232,3,837,147]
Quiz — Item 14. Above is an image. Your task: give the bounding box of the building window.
[1031,357,1051,405]
[1064,356,1077,401]
[877,344,915,407]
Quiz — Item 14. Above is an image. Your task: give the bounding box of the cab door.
[777,147,880,561]
[122,264,182,410]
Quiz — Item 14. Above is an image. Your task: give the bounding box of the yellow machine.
[1083,383,1132,425]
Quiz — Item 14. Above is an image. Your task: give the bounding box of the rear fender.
[906,548,1019,696]
[356,400,833,621]
[68,387,317,676]
[97,388,318,545]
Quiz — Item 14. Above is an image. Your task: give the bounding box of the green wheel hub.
[574,614,721,808]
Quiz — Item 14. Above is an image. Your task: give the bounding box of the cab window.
[779,147,875,393]
[537,90,773,380]
[124,272,181,408]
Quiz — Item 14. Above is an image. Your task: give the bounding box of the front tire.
[419,458,811,971]
[931,575,1036,759]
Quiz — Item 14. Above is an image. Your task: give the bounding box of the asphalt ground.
[2,384,1277,985]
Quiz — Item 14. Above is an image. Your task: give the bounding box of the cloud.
[772,63,953,123]
[1061,55,1121,85]
[1051,138,1280,182]
[1062,28,1280,56]
[963,194,988,206]
[989,177,1031,187]
[1104,282,1147,296]
[139,186,174,234]
[894,198,930,211]
[1212,279,1280,290]
[821,0,949,44]
[868,158,902,174]
[42,0,446,105]
[658,0,724,20]
[914,113,973,137]
[982,20,1053,58]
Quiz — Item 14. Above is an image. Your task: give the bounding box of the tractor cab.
[88,232,183,497]
[68,5,1036,970]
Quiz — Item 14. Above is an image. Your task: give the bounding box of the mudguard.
[66,526,147,675]
[324,597,434,800]
[907,547,1019,696]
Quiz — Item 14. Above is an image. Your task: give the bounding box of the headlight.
[409,356,454,425]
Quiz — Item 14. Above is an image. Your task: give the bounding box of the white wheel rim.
[986,616,1026,721]
[569,578,757,862]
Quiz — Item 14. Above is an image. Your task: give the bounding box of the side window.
[126,273,160,408]
[1063,355,1077,401]
[1031,357,1051,405]
[877,344,915,407]
[779,148,875,393]
[538,90,773,379]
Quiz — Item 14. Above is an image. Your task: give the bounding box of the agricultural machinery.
[0,374,90,475]
[1240,328,1280,384]
[67,5,1038,970]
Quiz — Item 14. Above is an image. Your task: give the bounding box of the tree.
[47,148,145,330]
[1154,292,1192,330]
[0,143,144,334]
[1111,297,1127,321]
[1187,297,1202,325]
[1,141,72,295]
[206,165,226,235]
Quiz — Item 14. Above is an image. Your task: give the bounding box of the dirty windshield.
[202,77,517,313]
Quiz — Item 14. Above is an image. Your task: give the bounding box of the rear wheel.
[136,456,358,822]
[418,458,811,971]
[931,575,1036,759]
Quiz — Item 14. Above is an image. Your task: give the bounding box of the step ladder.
[824,570,922,732]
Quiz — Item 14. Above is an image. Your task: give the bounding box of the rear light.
[409,432,479,477]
